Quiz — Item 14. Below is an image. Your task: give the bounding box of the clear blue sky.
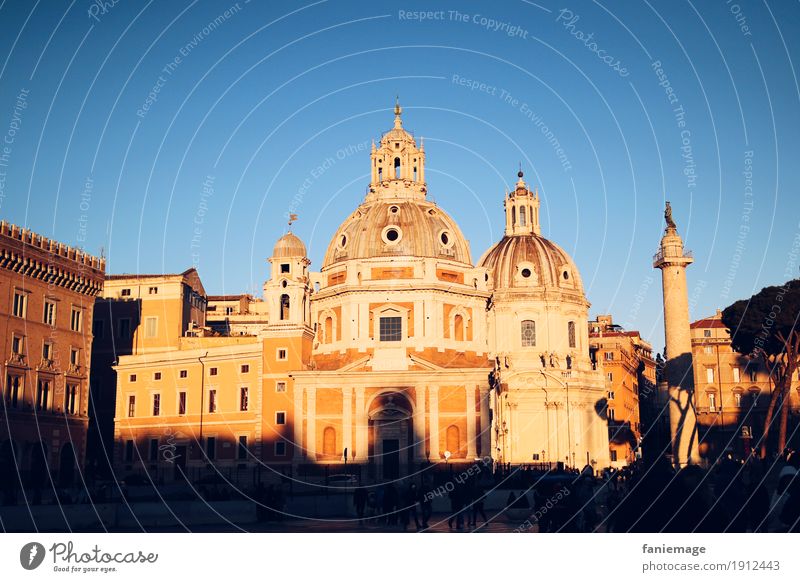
[1,0,798,352]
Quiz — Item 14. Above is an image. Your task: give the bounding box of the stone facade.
[0,221,104,494]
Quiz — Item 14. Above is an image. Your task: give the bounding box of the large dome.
[322,199,472,269]
[478,234,584,293]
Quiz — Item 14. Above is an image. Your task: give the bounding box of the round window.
[281,280,288,288]
[521,268,532,278]
[386,228,399,242]
[389,205,399,214]
[339,234,347,248]
[563,270,569,280]
[440,232,449,245]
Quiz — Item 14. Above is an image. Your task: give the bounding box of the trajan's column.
[653,202,700,466]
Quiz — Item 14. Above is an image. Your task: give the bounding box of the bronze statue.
[664,201,676,229]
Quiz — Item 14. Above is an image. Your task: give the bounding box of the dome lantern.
[367,100,426,202]
[504,170,540,236]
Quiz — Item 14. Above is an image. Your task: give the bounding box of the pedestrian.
[354,486,367,525]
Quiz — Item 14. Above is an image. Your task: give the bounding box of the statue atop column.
[664,201,677,230]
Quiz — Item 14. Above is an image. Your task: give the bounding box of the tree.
[721,279,800,457]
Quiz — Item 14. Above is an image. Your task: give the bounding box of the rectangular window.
[36,379,50,411]
[144,316,157,338]
[152,393,161,416]
[118,318,131,339]
[280,263,290,273]
[240,387,249,411]
[241,364,250,373]
[703,329,712,337]
[733,367,741,383]
[379,316,402,342]
[606,372,613,382]
[521,320,536,347]
[276,381,287,393]
[43,300,56,326]
[208,389,217,413]
[608,391,615,400]
[610,450,618,462]
[154,372,162,381]
[706,368,715,383]
[120,288,131,297]
[568,321,576,348]
[70,307,83,332]
[604,351,614,361]
[274,441,286,456]
[178,391,186,415]
[206,437,216,460]
[276,349,287,361]
[12,291,27,318]
[749,368,758,382]
[5,375,21,408]
[238,436,248,460]
[179,370,188,378]
[64,384,78,415]
[704,345,713,354]
[708,392,717,412]
[70,347,80,367]
[124,440,134,462]
[129,374,137,383]
[734,392,742,407]
[149,439,159,462]
[608,407,615,420]
[11,335,24,355]
[275,411,286,425]
[127,395,136,417]
[209,367,218,376]
[148,287,158,295]
[42,342,53,361]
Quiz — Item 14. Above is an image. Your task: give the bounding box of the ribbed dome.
[322,199,471,269]
[478,234,584,292]
[272,232,307,258]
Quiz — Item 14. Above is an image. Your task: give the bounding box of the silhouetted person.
[401,483,420,530]
[469,482,488,527]
[419,481,433,527]
[354,486,367,525]
[448,481,466,529]
[383,483,398,526]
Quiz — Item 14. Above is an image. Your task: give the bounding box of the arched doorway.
[59,443,76,487]
[368,392,413,481]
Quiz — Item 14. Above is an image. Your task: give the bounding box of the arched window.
[446,425,460,457]
[511,206,516,226]
[378,167,383,181]
[394,157,401,179]
[413,166,418,181]
[520,205,527,226]
[324,316,333,343]
[568,321,576,348]
[454,314,464,341]
[521,320,536,347]
[322,427,336,457]
[279,294,290,320]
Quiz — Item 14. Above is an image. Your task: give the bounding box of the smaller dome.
[478,234,584,293]
[273,232,306,258]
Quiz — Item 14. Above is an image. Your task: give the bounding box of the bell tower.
[264,231,312,329]
[504,170,541,236]
[366,99,426,202]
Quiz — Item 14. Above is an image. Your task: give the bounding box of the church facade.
[109,104,609,481]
